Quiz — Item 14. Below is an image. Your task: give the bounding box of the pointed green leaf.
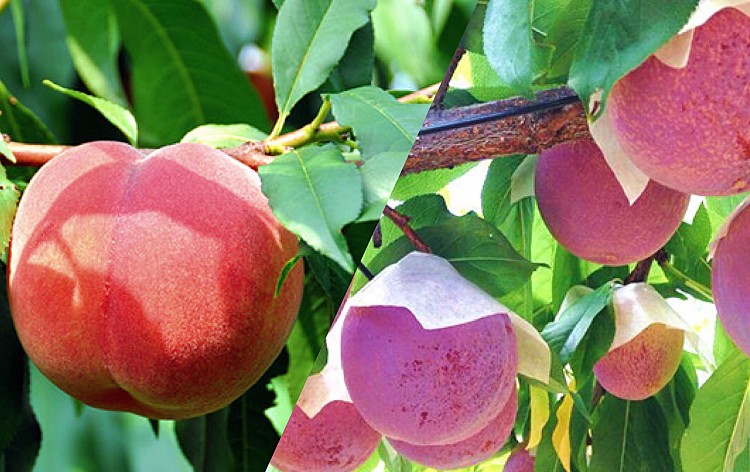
[59,0,126,105]
[258,146,363,272]
[568,0,698,114]
[483,0,536,97]
[43,80,137,145]
[682,353,750,472]
[272,0,376,117]
[0,80,56,144]
[113,0,268,146]
[329,86,429,159]
[181,124,267,148]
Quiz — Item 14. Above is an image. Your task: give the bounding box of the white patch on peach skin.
[609,283,702,358]
[299,252,552,418]
[588,94,651,205]
[654,1,750,68]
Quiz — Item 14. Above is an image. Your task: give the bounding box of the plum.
[7,141,303,419]
[608,8,750,196]
[535,139,688,266]
[341,305,517,446]
[389,387,517,470]
[270,401,381,472]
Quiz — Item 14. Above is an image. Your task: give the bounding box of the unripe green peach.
[535,139,688,265]
[608,8,750,196]
[8,141,303,419]
[593,323,684,400]
[270,401,381,472]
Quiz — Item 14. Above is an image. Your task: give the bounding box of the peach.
[713,201,750,356]
[7,141,303,419]
[341,305,517,446]
[504,446,534,472]
[608,8,750,196]
[593,323,684,400]
[535,139,688,265]
[389,388,517,470]
[270,401,381,472]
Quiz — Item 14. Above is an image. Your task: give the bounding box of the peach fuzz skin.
[608,8,750,196]
[341,305,518,446]
[389,388,518,470]
[593,323,684,401]
[535,139,688,266]
[271,401,381,472]
[7,141,303,419]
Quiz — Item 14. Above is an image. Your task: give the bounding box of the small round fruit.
[608,8,750,196]
[535,139,688,265]
[713,201,750,356]
[389,388,517,470]
[8,141,303,419]
[271,401,381,472]
[504,446,534,472]
[594,323,684,400]
[341,305,517,446]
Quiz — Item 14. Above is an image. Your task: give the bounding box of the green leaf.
[568,0,698,113]
[0,80,56,144]
[359,212,542,297]
[175,410,234,472]
[537,0,593,80]
[329,86,428,159]
[0,168,20,255]
[483,0,535,97]
[371,0,441,84]
[180,124,267,148]
[59,0,126,105]
[390,162,476,201]
[272,0,376,118]
[481,155,527,226]
[325,22,375,92]
[43,80,137,145]
[9,0,29,87]
[258,146,363,272]
[682,352,750,472]
[590,396,673,471]
[0,266,40,471]
[227,352,289,472]
[113,0,268,146]
[358,151,406,221]
[541,282,614,363]
[706,193,749,239]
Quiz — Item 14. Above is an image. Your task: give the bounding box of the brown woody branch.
[402,87,588,175]
[382,206,431,254]
[2,84,441,169]
[4,85,586,174]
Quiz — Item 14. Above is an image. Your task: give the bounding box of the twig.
[624,252,659,284]
[2,82,443,168]
[403,87,587,175]
[382,206,431,253]
[431,46,465,111]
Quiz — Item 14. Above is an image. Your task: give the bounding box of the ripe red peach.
[593,323,684,400]
[7,141,303,419]
[341,305,517,446]
[713,200,750,356]
[270,401,381,472]
[535,139,688,265]
[608,8,750,196]
[389,388,517,470]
